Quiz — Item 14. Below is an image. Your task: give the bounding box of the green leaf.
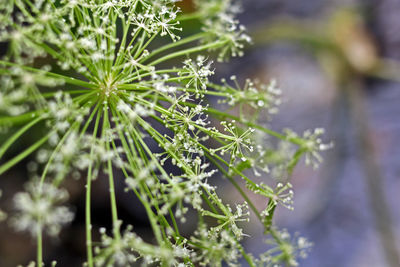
[236,159,252,172]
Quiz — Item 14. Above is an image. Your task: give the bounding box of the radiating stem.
[85,107,102,267]
[144,32,207,62]
[147,40,227,66]
[0,132,51,175]
[37,226,43,267]
[102,105,120,240]
[0,116,43,159]
[0,60,97,89]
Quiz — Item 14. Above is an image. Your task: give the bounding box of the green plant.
[0,0,330,266]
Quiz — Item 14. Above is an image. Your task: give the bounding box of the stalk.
[0,116,43,159]
[37,226,43,267]
[85,108,102,267]
[102,105,120,240]
[0,133,52,175]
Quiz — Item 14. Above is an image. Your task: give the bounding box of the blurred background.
[230,0,400,266]
[1,0,400,266]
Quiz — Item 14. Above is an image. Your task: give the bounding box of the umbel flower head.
[0,0,331,266]
[11,181,74,237]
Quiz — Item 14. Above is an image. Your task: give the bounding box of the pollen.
[100,76,118,98]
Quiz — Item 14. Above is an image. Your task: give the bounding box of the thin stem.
[205,152,262,221]
[176,12,202,22]
[0,132,52,175]
[39,124,79,186]
[238,243,256,267]
[0,60,97,89]
[109,102,180,243]
[0,111,41,126]
[135,31,159,60]
[37,226,43,267]
[144,32,206,62]
[0,116,43,159]
[102,105,120,239]
[147,40,227,66]
[143,94,304,146]
[111,124,162,244]
[127,127,166,244]
[85,108,102,267]
[196,103,304,146]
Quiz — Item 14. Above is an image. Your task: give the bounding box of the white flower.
[179,55,214,97]
[259,228,313,266]
[198,0,251,62]
[211,120,255,166]
[11,181,74,237]
[285,128,333,169]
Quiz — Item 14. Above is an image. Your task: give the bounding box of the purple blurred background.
[232,0,400,266]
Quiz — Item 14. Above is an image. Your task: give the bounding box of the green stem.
[238,245,256,267]
[0,60,97,89]
[0,111,41,126]
[86,108,102,267]
[109,102,180,243]
[205,152,262,221]
[186,101,304,146]
[39,124,79,186]
[127,127,166,244]
[102,106,120,239]
[37,226,43,267]
[0,132,51,175]
[143,94,304,146]
[135,31,159,60]
[144,32,206,62]
[176,12,202,21]
[0,116,43,159]
[147,40,227,66]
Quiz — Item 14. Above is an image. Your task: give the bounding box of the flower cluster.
[285,128,333,169]
[211,120,255,167]
[190,222,242,267]
[11,181,74,237]
[95,221,193,266]
[179,55,214,97]
[218,77,282,122]
[195,0,251,62]
[257,228,313,266]
[0,67,62,116]
[0,0,330,266]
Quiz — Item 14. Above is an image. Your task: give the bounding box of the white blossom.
[11,181,74,237]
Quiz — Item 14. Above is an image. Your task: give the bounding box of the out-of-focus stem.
[348,81,400,267]
[37,226,43,267]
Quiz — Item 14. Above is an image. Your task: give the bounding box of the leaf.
[236,159,252,172]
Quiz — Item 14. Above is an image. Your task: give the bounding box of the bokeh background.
[232,0,400,266]
[1,0,400,266]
